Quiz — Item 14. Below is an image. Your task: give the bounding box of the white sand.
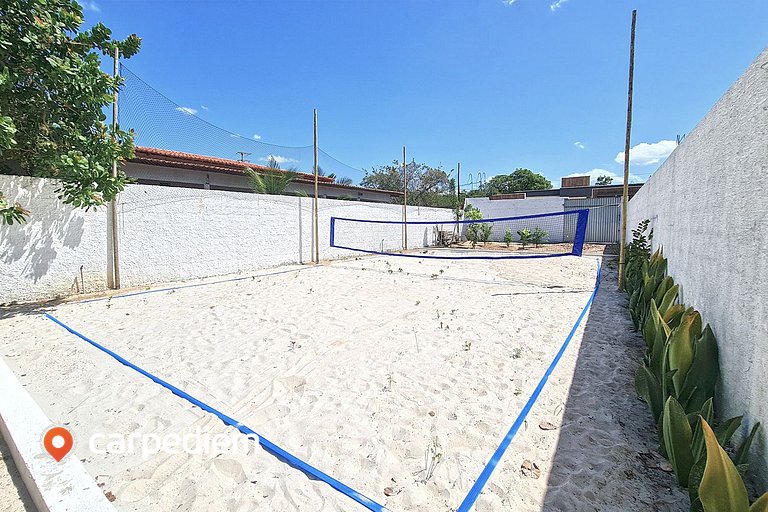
[0,253,687,511]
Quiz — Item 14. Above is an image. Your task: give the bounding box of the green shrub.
[517,228,532,248]
[504,228,514,247]
[625,221,766,511]
[465,204,483,248]
[531,227,548,247]
[479,223,493,246]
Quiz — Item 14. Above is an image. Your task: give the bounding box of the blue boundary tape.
[44,313,386,512]
[456,257,602,512]
[330,210,590,260]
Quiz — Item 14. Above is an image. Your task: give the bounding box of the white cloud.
[259,155,298,164]
[230,133,241,138]
[82,1,100,12]
[200,105,209,111]
[501,0,517,5]
[615,139,676,166]
[573,141,585,150]
[252,134,262,140]
[564,168,644,185]
[176,106,198,116]
[550,0,569,12]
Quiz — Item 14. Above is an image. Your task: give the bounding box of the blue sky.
[83,0,767,187]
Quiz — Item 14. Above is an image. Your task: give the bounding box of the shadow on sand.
[540,261,689,511]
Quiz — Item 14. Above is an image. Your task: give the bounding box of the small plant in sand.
[512,347,522,359]
[479,222,493,246]
[416,437,443,484]
[531,227,548,247]
[504,228,514,247]
[383,373,395,392]
[517,228,533,248]
[463,340,472,351]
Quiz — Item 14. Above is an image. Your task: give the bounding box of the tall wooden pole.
[457,162,461,199]
[618,9,637,290]
[108,46,121,289]
[455,162,461,242]
[313,109,319,263]
[403,146,408,250]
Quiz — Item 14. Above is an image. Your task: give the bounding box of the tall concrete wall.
[462,196,568,243]
[0,176,449,303]
[627,48,768,485]
[465,196,565,219]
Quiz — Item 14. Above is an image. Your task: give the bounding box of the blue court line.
[79,266,315,304]
[44,313,387,512]
[456,257,602,512]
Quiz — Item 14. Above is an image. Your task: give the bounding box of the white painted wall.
[0,176,108,303]
[627,48,768,485]
[463,196,567,243]
[0,178,448,302]
[465,196,565,219]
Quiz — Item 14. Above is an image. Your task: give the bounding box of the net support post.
[107,46,121,289]
[572,208,589,256]
[329,216,336,248]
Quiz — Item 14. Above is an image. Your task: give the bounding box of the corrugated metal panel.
[564,197,621,243]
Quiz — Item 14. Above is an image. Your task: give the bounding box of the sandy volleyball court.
[0,252,685,511]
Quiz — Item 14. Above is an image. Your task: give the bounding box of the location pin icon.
[43,426,74,462]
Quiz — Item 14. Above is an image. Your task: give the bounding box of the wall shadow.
[1,176,86,283]
[541,262,689,511]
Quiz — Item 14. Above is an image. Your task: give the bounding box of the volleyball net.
[330,209,589,259]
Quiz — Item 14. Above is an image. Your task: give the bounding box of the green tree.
[0,0,141,224]
[484,168,552,195]
[596,175,614,186]
[464,204,484,248]
[360,160,453,207]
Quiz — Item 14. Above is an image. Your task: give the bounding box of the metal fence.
[564,197,621,243]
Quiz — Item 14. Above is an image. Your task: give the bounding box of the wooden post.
[455,162,461,241]
[457,162,461,199]
[403,146,408,250]
[618,9,637,290]
[313,109,319,263]
[108,46,121,289]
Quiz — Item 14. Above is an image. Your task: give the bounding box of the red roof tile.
[131,146,335,183]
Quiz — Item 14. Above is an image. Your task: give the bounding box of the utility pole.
[618,9,637,290]
[313,109,319,263]
[108,46,121,289]
[403,146,408,251]
[455,162,461,242]
[457,162,461,200]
